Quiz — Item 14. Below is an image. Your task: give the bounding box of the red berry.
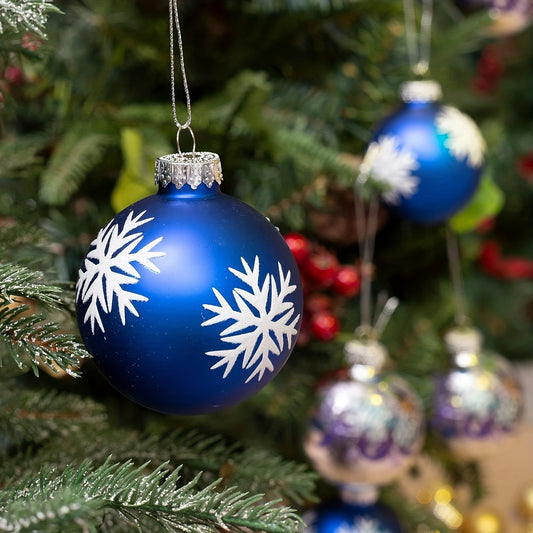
[304,249,339,286]
[332,265,361,297]
[284,233,311,264]
[4,66,24,86]
[305,293,333,315]
[310,310,340,342]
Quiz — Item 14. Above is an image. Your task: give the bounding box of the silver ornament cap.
[400,80,442,103]
[344,338,388,381]
[154,151,223,190]
[444,326,483,369]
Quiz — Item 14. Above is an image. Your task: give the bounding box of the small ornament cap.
[344,338,388,380]
[400,80,442,103]
[154,151,223,190]
[444,326,483,354]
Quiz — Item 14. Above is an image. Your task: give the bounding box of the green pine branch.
[0,263,89,376]
[39,124,116,206]
[0,459,303,533]
[0,135,48,179]
[0,384,106,452]
[0,0,60,37]
[0,263,64,308]
[10,428,317,507]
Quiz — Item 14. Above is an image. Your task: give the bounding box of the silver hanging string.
[445,224,469,327]
[169,0,194,153]
[354,180,383,335]
[403,0,434,76]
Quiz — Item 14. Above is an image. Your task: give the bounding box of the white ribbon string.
[403,0,434,76]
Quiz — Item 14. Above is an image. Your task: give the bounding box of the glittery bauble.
[304,340,425,488]
[431,328,523,460]
[303,499,404,533]
[361,81,485,224]
[455,0,533,36]
[76,152,303,415]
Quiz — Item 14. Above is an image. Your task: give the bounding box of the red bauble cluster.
[284,233,361,344]
[472,44,505,95]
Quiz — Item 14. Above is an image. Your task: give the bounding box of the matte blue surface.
[304,500,404,533]
[371,101,483,224]
[76,182,303,415]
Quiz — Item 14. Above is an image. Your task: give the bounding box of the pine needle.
[0,384,106,451]
[0,0,61,37]
[0,459,304,533]
[39,125,115,205]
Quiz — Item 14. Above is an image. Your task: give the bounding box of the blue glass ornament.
[431,327,523,460]
[76,152,303,415]
[303,499,404,533]
[361,81,485,224]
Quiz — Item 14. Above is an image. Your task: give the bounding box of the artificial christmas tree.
[1,0,533,531]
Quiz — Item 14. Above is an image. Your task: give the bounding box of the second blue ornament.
[360,80,486,224]
[76,152,303,415]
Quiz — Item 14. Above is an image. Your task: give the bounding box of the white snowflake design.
[360,135,420,204]
[76,210,166,334]
[201,256,300,383]
[436,106,486,168]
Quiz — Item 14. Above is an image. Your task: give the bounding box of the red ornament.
[310,310,340,342]
[304,248,339,286]
[305,293,333,315]
[21,33,42,51]
[4,66,24,86]
[479,241,533,279]
[332,265,361,297]
[516,152,533,182]
[284,233,311,265]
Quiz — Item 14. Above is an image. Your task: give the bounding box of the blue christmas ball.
[303,499,404,533]
[361,81,486,224]
[76,152,303,415]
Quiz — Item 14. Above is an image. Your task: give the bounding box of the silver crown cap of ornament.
[154,151,223,190]
[400,80,442,103]
[444,326,483,369]
[344,338,388,380]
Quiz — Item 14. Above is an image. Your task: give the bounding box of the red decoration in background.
[516,152,533,182]
[479,240,533,279]
[284,233,362,345]
[472,44,506,95]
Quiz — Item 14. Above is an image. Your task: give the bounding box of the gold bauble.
[463,510,502,533]
[519,482,533,520]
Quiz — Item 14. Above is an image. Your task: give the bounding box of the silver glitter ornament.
[304,339,425,490]
[431,327,523,460]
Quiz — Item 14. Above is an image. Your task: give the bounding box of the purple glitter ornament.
[455,0,533,36]
[431,327,523,460]
[304,339,425,488]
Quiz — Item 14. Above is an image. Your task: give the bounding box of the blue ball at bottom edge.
[303,500,404,533]
[75,182,303,415]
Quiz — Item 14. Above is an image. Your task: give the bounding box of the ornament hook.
[176,124,196,154]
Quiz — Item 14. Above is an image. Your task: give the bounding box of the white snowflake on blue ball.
[76,210,166,334]
[360,135,420,204]
[201,256,300,383]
